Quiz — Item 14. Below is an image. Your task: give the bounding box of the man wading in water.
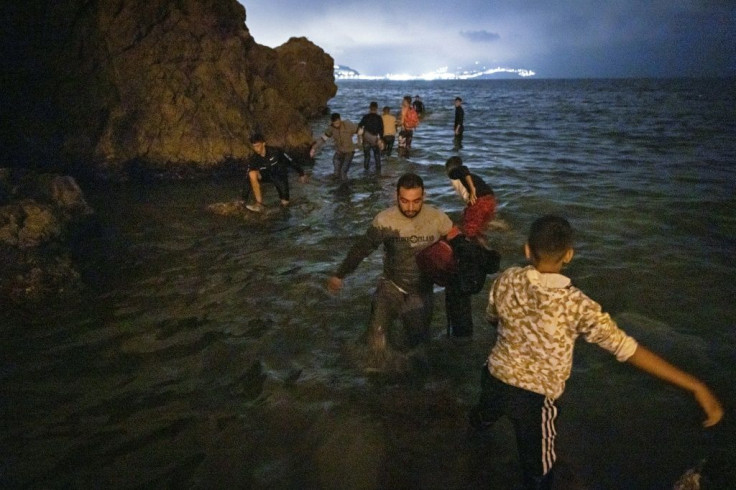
[327,173,454,365]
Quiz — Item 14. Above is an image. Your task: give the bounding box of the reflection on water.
[2,79,735,488]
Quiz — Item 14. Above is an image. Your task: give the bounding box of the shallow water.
[2,78,735,489]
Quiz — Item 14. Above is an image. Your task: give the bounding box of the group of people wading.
[309,94,426,181]
[236,93,725,490]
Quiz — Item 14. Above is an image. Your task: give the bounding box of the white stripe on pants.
[541,396,558,475]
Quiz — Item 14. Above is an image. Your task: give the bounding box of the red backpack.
[403,107,419,129]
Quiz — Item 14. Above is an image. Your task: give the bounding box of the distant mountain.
[334,63,535,80]
[456,67,536,79]
[334,64,361,79]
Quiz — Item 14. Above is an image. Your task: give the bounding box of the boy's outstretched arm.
[626,345,724,427]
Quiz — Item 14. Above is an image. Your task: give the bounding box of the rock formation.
[0,169,93,307]
[1,0,337,179]
[0,0,337,308]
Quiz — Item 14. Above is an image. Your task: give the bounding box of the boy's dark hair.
[396,172,424,193]
[528,215,574,262]
[330,113,341,122]
[382,106,391,113]
[370,101,378,109]
[455,97,462,102]
[250,133,265,144]
[445,156,462,172]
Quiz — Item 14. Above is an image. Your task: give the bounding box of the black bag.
[448,236,500,295]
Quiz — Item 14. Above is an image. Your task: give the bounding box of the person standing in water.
[327,173,454,354]
[398,96,419,157]
[357,101,384,173]
[310,113,359,181]
[469,215,724,489]
[412,95,426,116]
[381,106,397,157]
[453,96,464,150]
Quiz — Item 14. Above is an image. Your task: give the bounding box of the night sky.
[242,0,735,78]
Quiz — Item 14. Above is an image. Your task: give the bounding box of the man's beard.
[400,206,421,218]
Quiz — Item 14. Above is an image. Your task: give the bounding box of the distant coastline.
[335,64,536,81]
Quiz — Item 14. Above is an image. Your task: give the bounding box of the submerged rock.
[207,200,249,218]
[0,169,93,308]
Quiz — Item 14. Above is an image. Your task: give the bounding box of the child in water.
[470,214,724,490]
[445,156,495,247]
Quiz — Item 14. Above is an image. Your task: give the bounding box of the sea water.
[2,78,735,489]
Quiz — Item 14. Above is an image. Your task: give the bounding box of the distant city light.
[334,64,536,80]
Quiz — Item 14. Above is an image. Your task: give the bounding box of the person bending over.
[244,133,307,212]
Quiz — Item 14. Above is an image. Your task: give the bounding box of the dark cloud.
[459,30,501,43]
[243,0,736,78]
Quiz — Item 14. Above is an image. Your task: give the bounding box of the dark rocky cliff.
[1,0,337,178]
[0,0,337,307]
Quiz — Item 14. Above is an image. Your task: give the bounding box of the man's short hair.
[396,172,424,193]
[370,101,378,109]
[528,215,574,262]
[250,133,265,144]
[330,113,341,122]
[455,97,462,102]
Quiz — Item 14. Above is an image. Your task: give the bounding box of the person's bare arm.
[626,345,724,427]
[465,175,477,204]
[249,170,263,204]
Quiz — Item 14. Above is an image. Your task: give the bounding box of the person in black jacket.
[244,133,308,212]
[453,96,464,150]
[358,101,384,173]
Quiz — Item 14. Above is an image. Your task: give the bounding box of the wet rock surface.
[0,169,93,307]
[1,0,336,178]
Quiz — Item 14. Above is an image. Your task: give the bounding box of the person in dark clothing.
[454,97,464,150]
[244,133,308,212]
[412,95,425,116]
[445,156,496,245]
[445,234,500,338]
[416,231,500,339]
[358,101,384,173]
[442,155,498,337]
